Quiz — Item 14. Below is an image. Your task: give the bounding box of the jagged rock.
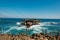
[21,19,39,28]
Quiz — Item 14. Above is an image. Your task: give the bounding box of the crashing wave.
[1,22,59,35]
[2,22,48,34]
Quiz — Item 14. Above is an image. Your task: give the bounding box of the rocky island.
[21,19,40,28]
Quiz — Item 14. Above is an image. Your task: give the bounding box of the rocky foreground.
[0,32,60,40]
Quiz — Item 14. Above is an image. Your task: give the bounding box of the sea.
[0,18,60,36]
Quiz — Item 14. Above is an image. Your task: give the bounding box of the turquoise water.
[0,18,60,36]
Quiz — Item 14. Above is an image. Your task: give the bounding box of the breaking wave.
[1,22,60,35]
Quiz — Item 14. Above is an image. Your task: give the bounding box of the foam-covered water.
[0,18,60,35]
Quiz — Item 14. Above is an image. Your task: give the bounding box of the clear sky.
[0,0,60,19]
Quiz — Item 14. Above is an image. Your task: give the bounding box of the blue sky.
[0,0,60,19]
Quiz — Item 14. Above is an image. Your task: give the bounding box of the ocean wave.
[1,22,60,35]
[41,22,60,26]
[2,23,48,34]
[2,26,26,34]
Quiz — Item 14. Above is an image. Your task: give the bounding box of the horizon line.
[0,17,60,19]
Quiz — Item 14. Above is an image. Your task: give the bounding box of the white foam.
[2,22,48,34]
[52,22,58,24]
[3,26,26,33]
[26,23,48,34]
[16,26,26,30]
[16,22,21,25]
[40,22,59,26]
[27,23,46,29]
